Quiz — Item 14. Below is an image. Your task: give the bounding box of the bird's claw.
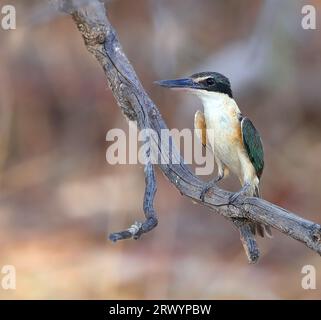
[228,192,242,205]
[200,181,217,202]
[200,175,225,202]
[229,183,251,205]
[229,189,249,205]
[200,185,211,202]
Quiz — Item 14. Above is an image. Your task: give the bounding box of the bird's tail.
[252,186,273,238]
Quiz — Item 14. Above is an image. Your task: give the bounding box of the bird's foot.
[200,176,222,202]
[228,191,243,205]
[229,183,251,205]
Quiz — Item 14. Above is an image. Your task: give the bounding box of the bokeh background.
[0,0,321,299]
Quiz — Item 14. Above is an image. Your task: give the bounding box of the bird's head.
[155,71,233,99]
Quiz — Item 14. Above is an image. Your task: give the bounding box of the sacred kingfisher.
[156,71,271,237]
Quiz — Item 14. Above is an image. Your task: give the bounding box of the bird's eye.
[206,78,215,86]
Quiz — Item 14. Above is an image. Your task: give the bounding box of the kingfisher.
[156,71,271,237]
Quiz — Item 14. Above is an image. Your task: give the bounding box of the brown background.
[0,0,321,299]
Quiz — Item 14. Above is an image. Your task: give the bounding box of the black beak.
[154,78,199,90]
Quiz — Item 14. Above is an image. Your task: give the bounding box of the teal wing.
[241,117,264,179]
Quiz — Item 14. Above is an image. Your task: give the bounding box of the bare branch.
[232,219,259,263]
[52,0,321,262]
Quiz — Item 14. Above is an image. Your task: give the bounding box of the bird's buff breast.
[204,102,243,174]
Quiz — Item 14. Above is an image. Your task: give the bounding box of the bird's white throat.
[194,91,238,115]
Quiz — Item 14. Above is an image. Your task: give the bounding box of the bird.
[156,71,271,237]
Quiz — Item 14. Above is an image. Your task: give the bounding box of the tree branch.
[53,0,321,263]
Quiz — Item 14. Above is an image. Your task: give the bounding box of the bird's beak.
[155,78,199,90]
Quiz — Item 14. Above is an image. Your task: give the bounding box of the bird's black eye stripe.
[205,77,215,86]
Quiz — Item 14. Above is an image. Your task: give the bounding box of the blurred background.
[0,0,321,299]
